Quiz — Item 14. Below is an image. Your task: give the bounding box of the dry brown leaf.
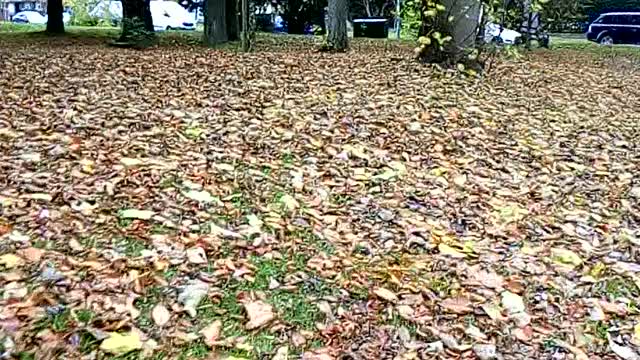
[200,320,222,347]
[151,304,171,326]
[440,297,473,314]
[244,300,275,330]
[374,287,398,303]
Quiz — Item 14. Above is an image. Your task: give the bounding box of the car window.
[14,14,26,20]
[630,15,640,25]
[616,15,632,25]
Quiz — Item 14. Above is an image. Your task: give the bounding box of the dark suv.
[587,12,640,45]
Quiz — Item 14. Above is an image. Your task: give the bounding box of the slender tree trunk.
[226,0,238,41]
[204,0,227,45]
[326,0,348,51]
[46,0,64,34]
[418,0,481,66]
[363,0,372,17]
[118,0,155,47]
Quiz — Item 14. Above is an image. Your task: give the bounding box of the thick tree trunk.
[226,0,239,41]
[327,0,348,51]
[418,0,481,66]
[118,0,155,47]
[204,0,227,45]
[46,0,64,34]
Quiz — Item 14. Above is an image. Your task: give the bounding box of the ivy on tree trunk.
[204,0,228,45]
[118,0,155,47]
[326,0,348,51]
[46,0,64,34]
[418,0,482,68]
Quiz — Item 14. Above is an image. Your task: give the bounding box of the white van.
[150,1,195,31]
[89,0,195,30]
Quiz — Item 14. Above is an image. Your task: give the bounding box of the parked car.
[12,10,47,24]
[587,12,640,45]
[89,0,194,30]
[485,22,521,44]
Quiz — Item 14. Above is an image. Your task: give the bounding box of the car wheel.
[599,34,614,45]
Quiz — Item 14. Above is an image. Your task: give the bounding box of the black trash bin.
[353,18,388,38]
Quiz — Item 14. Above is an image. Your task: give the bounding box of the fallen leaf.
[120,158,144,166]
[186,247,208,264]
[501,291,525,314]
[200,320,222,346]
[272,346,289,360]
[513,326,533,342]
[609,336,640,360]
[280,194,299,211]
[244,300,275,330]
[99,332,143,355]
[184,190,219,204]
[151,304,171,326]
[18,248,44,263]
[473,344,497,360]
[553,339,589,360]
[374,287,398,302]
[438,243,466,258]
[0,254,24,269]
[440,297,473,314]
[119,209,154,220]
[551,247,582,269]
[482,303,503,321]
[178,280,209,317]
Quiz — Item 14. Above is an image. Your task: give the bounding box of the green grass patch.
[34,308,71,333]
[549,35,640,57]
[75,309,95,324]
[593,276,640,300]
[134,287,164,331]
[585,320,609,341]
[113,237,147,257]
[177,342,209,360]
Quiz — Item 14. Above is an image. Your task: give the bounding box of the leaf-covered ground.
[1,35,640,360]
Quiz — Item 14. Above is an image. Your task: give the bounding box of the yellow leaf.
[632,323,640,346]
[0,254,24,269]
[99,332,143,355]
[551,248,582,269]
[373,287,398,302]
[280,194,299,211]
[438,244,466,258]
[430,167,447,177]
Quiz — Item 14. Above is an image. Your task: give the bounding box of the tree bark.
[327,0,348,51]
[284,0,306,34]
[226,0,240,41]
[418,0,482,66]
[204,0,227,45]
[226,0,239,41]
[46,0,64,34]
[118,0,155,47]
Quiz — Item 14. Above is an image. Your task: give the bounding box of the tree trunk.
[118,0,155,47]
[285,0,306,35]
[418,0,482,66]
[226,0,239,41]
[327,0,348,51]
[46,0,64,34]
[204,0,227,45]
